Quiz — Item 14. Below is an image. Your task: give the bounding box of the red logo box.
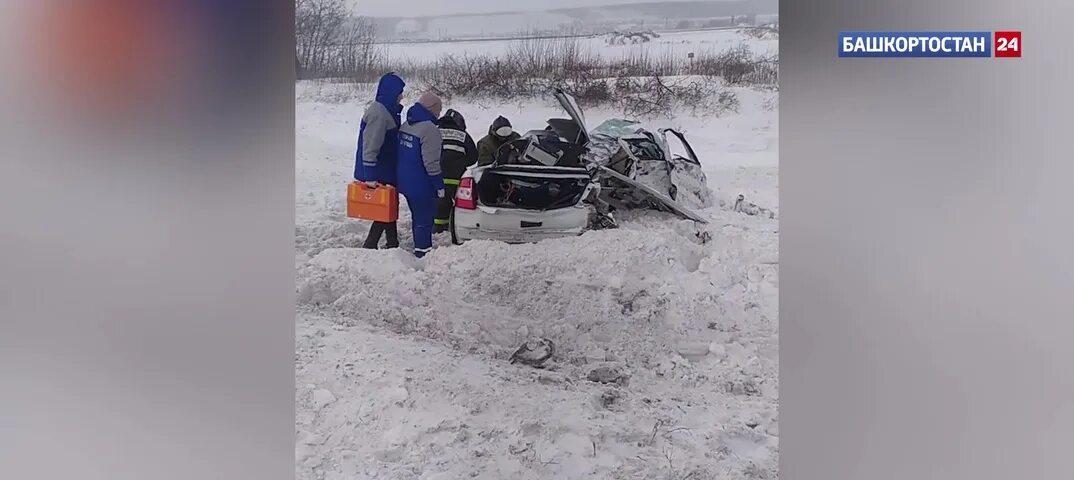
[994,31,1021,58]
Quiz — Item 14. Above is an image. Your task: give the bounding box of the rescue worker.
[434,108,478,233]
[354,72,406,249]
[475,115,521,166]
[397,92,445,258]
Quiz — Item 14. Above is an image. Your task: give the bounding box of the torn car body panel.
[587,119,714,218]
[596,165,707,223]
[659,128,711,211]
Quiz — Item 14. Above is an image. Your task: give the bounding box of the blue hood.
[374,73,405,114]
[406,102,438,125]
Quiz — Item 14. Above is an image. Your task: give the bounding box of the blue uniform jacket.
[354,73,405,185]
[396,103,445,198]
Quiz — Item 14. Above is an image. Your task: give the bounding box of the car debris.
[733,194,776,219]
[587,365,629,385]
[596,166,707,223]
[510,338,555,367]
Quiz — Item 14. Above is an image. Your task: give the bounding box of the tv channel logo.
[839,31,1021,58]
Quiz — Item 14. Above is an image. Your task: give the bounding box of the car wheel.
[449,208,464,245]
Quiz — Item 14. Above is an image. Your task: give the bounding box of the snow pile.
[295,59,778,478]
[300,216,774,357]
[297,212,778,478]
[739,27,779,41]
[606,31,661,45]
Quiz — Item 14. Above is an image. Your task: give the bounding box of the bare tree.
[336,17,383,81]
[296,0,383,79]
[296,0,350,77]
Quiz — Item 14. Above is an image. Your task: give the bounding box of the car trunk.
[477,165,591,211]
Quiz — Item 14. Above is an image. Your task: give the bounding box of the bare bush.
[739,26,780,40]
[611,76,734,118]
[300,29,777,118]
[686,44,778,86]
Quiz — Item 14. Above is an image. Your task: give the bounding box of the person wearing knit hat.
[417,91,443,118]
[476,115,522,166]
[396,92,445,258]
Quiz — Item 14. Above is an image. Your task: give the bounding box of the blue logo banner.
[839,31,992,58]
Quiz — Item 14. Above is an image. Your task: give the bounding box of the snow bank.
[300,212,775,355]
[296,211,778,479]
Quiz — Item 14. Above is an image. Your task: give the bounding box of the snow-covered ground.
[380,29,777,64]
[295,31,778,480]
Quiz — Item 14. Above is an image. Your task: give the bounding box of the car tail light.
[455,176,476,210]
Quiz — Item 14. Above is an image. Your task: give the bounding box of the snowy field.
[295,31,778,480]
[380,29,777,63]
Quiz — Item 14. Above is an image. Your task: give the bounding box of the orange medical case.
[346,181,399,223]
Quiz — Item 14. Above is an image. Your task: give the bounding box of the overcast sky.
[347,0,733,18]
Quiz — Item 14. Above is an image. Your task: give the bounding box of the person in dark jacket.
[434,109,478,233]
[354,72,406,249]
[397,92,444,258]
[475,115,521,166]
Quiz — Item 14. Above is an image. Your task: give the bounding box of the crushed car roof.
[583,118,712,223]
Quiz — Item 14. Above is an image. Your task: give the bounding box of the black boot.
[435,193,454,235]
[383,222,399,249]
[362,222,386,249]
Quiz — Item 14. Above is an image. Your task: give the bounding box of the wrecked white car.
[450,90,710,245]
[586,119,714,220]
[450,90,599,244]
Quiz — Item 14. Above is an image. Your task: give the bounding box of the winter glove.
[363,181,378,188]
[437,189,446,199]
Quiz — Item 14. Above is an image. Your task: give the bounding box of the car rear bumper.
[456,226,585,243]
[454,205,588,243]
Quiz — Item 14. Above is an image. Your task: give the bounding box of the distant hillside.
[420,0,777,21]
[369,0,778,41]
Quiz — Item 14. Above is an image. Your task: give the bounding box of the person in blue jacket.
[397,92,445,258]
[354,72,406,249]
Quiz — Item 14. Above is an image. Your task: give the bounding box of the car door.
[596,166,708,224]
[659,128,711,209]
[554,89,590,146]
